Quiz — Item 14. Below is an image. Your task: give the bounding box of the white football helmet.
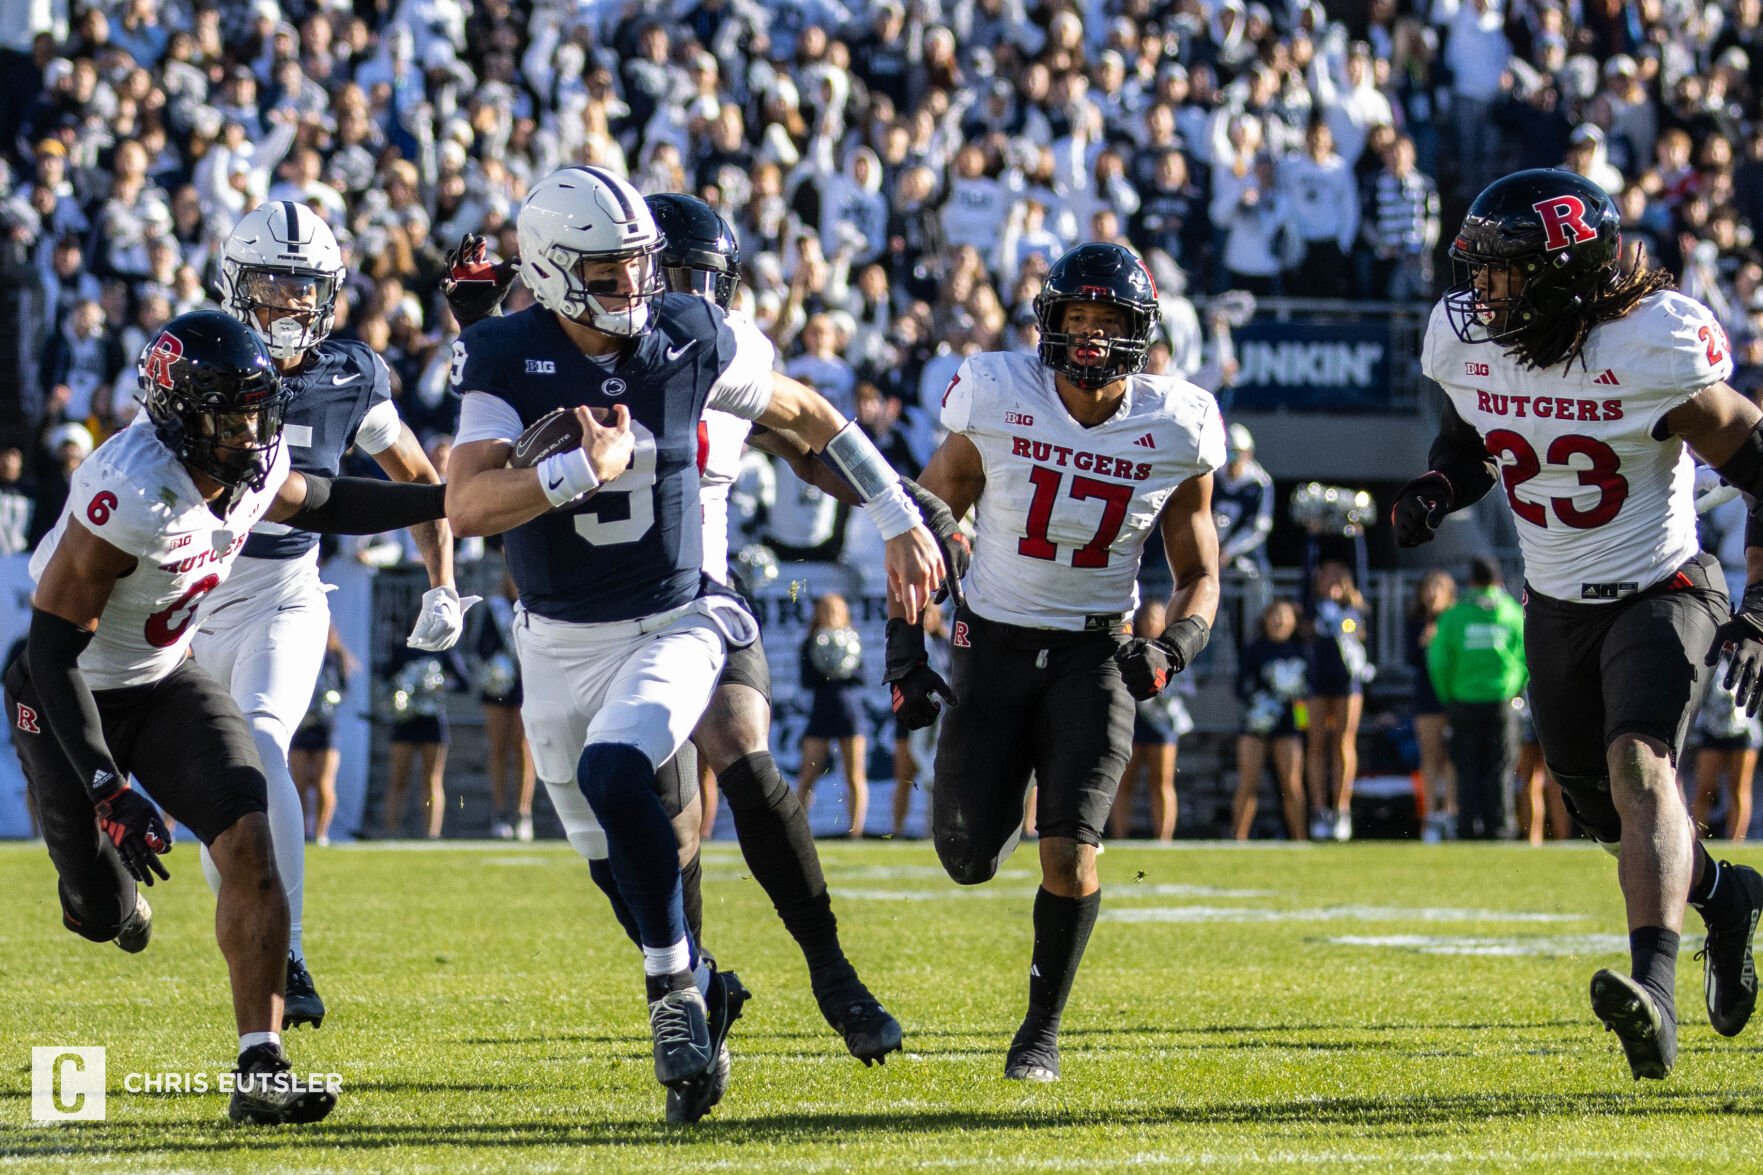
[517,166,665,337]
[220,201,346,360]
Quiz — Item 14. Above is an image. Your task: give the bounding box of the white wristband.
[537,447,599,508]
[863,482,922,540]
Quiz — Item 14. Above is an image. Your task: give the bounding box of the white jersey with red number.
[1421,291,1733,604]
[698,407,754,585]
[28,420,291,689]
[942,351,1225,631]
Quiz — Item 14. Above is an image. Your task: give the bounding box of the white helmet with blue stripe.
[517,165,666,337]
[220,201,346,361]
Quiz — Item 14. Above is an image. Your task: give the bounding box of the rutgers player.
[887,242,1224,1081]
[196,201,465,1032]
[3,311,447,1123]
[1391,169,1763,1080]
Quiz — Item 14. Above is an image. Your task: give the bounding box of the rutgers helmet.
[139,310,288,491]
[1443,169,1622,351]
[518,166,665,336]
[220,201,346,361]
[645,193,742,309]
[1034,243,1161,389]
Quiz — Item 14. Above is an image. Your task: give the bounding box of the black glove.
[883,618,956,730]
[1708,582,1763,716]
[441,233,520,329]
[900,478,969,609]
[93,783,171,885]
[1390,471,1452,548]
[1114,615,1210,701]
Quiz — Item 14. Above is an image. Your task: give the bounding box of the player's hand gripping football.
[1708,582,1763,716]
[579,403,635,485]
[93,781,171,885]
[441,233,520,329]
[407,585,484,651]
[884,618,955,730]
[900,478,969,609]
[1114,615,1210,701]
[1390,471,1452,548]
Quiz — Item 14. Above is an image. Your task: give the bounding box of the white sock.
[239,1031,281,1056]
[642,938,692,977]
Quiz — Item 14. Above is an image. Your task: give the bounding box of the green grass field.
[4,839,1762,1172]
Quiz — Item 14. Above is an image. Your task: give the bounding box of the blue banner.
[1229,319,1394,410]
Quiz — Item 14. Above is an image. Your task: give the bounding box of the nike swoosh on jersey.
[665,341,698,362]
[332,374,362,385]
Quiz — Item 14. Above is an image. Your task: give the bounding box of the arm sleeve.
[706,313,777,420]
[353,396,404,455]
[1427,396,1498,510]
[281,474,448,535]
[25,609,122,799]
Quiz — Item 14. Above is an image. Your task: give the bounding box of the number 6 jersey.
[942,351,1225,631]
[28,420,291,689]
[1421,290,1732,603]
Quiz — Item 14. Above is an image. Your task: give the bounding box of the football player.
[194,201,466,1032]
[443,167,943,1119]
[4,311,450,1124]
[887,242,1225,1081]
[1391,168,1763,1079]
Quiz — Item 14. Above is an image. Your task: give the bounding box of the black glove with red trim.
[1114,615,1210,700]
[93,778,171,885]
[1390,471,1452,548]
[1709,582,1763,717]
[884,618,956,730]
[441,233,520,329]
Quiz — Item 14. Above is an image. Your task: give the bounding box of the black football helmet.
[139,309,288,492]
[1034,243,1161,389]
[645,193,742,309]
[1443,168,1622,351]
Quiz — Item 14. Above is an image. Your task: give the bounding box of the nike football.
[508,406,614,469]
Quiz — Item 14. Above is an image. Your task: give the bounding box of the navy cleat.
[649,984,714,1088]
[282,954,326,1030]
[114,892,152,954]
[227,1042,338,1125]
[815,975,903,1065]
[1590,969,1676,1080]
[667,968,750,1125]
[1004,1019,1061,1083]
[1695,860,1762,1037]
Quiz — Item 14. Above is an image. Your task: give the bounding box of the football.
[507,406,612,468]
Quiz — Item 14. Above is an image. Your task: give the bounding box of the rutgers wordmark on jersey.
[28,421,291,689]
[1422,290,1733,603]
[451,293,773,623]
[942,350,1225,630]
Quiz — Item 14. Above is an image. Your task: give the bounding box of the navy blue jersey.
[455,295,751,623]
[243,338,393,559]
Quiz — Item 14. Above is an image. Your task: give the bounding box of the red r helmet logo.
[1533,195,1596,251]
[141,332,185,391]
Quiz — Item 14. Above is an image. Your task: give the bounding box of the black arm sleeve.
[1426,397,1498,511]
[281,474,448,536]
[25,609,122,801]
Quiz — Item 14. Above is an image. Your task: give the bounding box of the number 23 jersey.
[1421,290,1732,603]
[942,351,1225,631]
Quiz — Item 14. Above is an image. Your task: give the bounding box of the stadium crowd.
[4,0,1763,841]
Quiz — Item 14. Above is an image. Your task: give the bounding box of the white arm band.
[821,421,922,540]
[538,447,599,508]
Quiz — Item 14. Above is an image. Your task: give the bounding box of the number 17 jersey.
[942,351,1225,631]
[1421,291,1732,604]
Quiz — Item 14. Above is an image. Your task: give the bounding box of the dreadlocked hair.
[1505,245,1677,374]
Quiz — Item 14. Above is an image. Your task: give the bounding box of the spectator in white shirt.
[1280,121,1359,298]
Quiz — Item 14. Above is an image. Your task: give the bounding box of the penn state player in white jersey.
[887,242,1224,1082]
[191,201,466,1032]
[1392,169,1763,1080]
[4,312,449,1124]
[444,167,943,1121]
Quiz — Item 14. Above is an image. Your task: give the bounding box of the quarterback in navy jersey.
[190,201,464,1033]
[445,166,942,1120]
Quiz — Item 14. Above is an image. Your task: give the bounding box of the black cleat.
[1695,861,1762,1037]
[227,1042,338,1125]
[815,977,903,1065]
[283,954,326,1030]
[649,984,714,1088]
[1004,1018,1061,1083]
[114,892,152,954]
[1590,969,1676,1080]
[667,968,750,1125]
